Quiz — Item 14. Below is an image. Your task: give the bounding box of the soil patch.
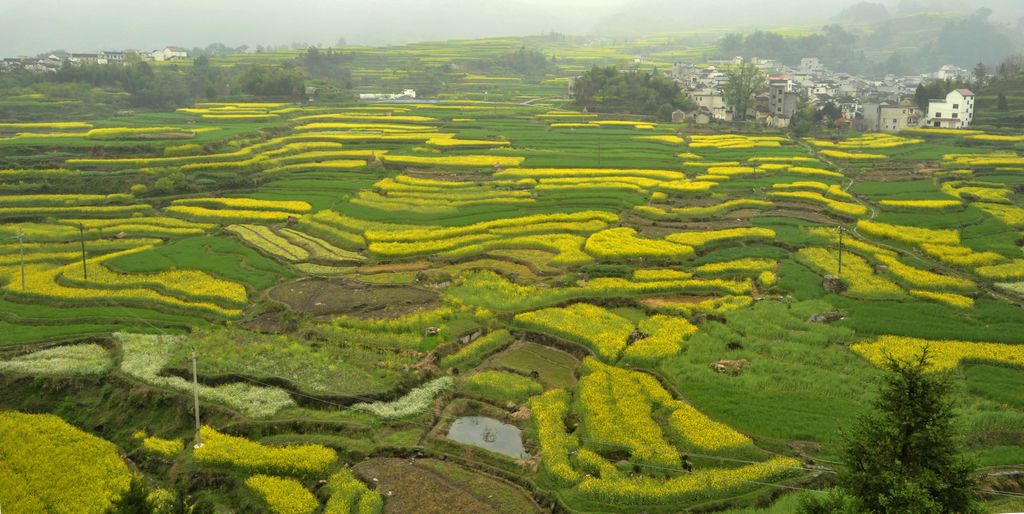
[353,457,541,514]
[640,295,716,308]
[240,312,287,333]
[268,278,438,317]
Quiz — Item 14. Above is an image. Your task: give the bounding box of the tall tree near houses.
[973,62,988,87]
[838,350,981,514]
[723,59,764,121]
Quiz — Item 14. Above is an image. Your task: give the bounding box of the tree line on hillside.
[0,59,306,110]
[0,46,558,112]
[714,9,1019,76]
[718,26,865,73]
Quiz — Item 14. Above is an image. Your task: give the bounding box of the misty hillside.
[594,0,1024,34]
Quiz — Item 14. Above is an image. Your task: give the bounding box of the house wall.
[879,105,919,132]
[927,91,974,128]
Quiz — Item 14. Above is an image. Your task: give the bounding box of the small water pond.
[446,416,530,459]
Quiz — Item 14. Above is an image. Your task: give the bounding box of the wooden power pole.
[837,225,844,275]
[191,349,203,448]
[78,223,88,280]
[18,231,25,290]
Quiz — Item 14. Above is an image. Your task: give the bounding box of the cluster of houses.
[668,57,975,130]
[0,47,188,73]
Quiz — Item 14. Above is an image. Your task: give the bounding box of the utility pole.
[837,225,844,275]
[18,231,25,290]
[191,349,203,448]
[78,223,87,280]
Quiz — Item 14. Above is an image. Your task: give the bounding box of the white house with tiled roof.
[926,89,975,129]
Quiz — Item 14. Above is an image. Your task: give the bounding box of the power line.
[38,260,1024,502]
[78,222,88,280]
[161,334,1024,487]
[37,292,1024,510]
[78,299,1024,487]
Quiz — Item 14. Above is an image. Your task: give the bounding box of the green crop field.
[1,30,1023,514]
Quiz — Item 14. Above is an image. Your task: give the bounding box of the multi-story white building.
[768,77,800,119]
[927,89,975,129]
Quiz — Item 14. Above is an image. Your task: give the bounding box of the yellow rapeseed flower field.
[194,425,337,476]
[585,227,695,260]
[245,475,320,514]
[851,335,1024,371]
[0,411,132,513]
[382,154,524,167]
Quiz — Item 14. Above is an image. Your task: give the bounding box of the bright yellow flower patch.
[585,227,695,260]
[856,220,959,245]
[666,227,775,248]
[820,149,887,159]
[382,154,524,167]
[245,475,319,514]
[851,335,1024,371]
[194,425,336,476]
[0,412,131,513]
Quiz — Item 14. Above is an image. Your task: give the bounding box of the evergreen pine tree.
[839,350,981,514]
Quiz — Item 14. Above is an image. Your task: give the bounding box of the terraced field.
[1,92,1023,513]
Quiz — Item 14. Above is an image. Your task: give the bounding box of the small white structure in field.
[358,89,417,100]
[927,89,975,129]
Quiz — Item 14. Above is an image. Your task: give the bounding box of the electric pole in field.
[78,223,88,280]
[837,225,844,275]
[18,231,25,290]
[191,349,203,448]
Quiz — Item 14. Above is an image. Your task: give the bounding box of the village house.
[863,99,919,132]
[811,82,838,97]
[879,100,920,131]
[69,53,99,65]
[799,57,824,74]
[688,88,730,121]
[149,46,189,62]
[926,89,975,129]
[163,46,189,61]
[767,77,800,119]
[98,51,125,64]
[935,64,970,81]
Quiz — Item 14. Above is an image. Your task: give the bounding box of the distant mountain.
[593,0,839,35]
[895,0,1024,19]
[594,0,1024,36]
[834,2,890,25]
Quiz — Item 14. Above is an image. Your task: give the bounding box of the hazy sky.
[0,0,1019,56]
[0,0,628,55]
